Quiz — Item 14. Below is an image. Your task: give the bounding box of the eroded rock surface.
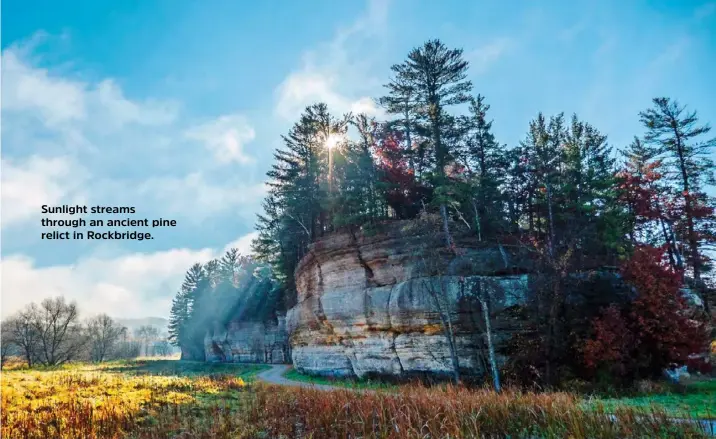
[286,220,532,378]
[205,317,290,364]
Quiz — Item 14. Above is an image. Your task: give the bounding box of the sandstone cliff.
[205,318,289,364]
[286,219,534,378]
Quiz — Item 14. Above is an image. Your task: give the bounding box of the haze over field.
[1,0,715,320]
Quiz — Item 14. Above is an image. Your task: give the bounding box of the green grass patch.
[102,359,269,380]
[283,367,398,390]
[587,379,716,420]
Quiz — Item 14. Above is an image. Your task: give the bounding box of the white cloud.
[0,232,257,319]
[93,79,179,129]
[274,0,389,120]
[184,114,256,164]
[466,38,512,74]
[223,231,259,255]
[0,155,88,228]
[136,174,268,223]
[1,45,179,131]
[1,37,262,231]
[1,50,87,126]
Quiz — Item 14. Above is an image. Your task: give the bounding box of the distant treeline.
[167,249,283,360]
[1,297,172,367]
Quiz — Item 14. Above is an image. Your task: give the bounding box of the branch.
[285,213,310,236]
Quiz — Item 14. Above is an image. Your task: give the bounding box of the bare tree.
[6,307,41,367]
[135,325,160,356]
[113,330,142,360]
[154,339,171,357]
[1,320,16,366]
[32,297,87,366]
[87,314,126,362]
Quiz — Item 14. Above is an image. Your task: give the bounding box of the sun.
[325,133,344,150]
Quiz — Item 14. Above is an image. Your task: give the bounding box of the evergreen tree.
[252,103,347,302]
[461,95,509,240]
[384,39,473,248]
[335,114,381,226]
[561,114,621,267]
[379,74,420,173]
[639,97,716,281]
[168,263,203,350]
[167,292,189,347]
[219,248,240,281]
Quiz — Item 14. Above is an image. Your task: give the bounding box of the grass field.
[588,379,716,420]
[283,366,397,390]
[284,366,716,420]
[1,359,712,438]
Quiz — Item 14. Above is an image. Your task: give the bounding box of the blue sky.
[1,0,715,319]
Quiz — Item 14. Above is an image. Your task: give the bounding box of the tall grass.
[1,361,710,438]
[247,383,710,438]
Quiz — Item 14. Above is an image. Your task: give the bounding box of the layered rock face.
[286,220,533,378]
[205,317,289,364]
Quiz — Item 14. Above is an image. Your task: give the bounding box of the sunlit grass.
[0,360,265,439]
[1,359,711,438]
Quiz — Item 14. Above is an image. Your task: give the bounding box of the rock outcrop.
[205,317,290,364]
[200,262,291,364]
[286,219,533,379]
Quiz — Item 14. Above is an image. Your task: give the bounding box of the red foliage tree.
[373,130,428,219]
[582,305,634,379]
[582,245,710,380]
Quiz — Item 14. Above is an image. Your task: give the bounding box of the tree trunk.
[477,281,501,392]
[471,200,482,242]
[673,128,700,280]
[425,278,460,384]
[545,181,556,258]
[440,204,454,250]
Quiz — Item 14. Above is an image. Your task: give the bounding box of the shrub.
[582,245,711,382]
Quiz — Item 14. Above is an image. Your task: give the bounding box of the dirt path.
[257,364,345,391]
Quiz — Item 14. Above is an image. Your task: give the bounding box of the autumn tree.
[639,97,716,282]
[583,246,710,381]
[373,129,428,219]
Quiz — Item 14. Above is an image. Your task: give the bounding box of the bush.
[581,245,711,382]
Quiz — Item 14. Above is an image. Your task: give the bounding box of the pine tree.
[639,97,716,281]
[252,103,347,303]
[379,74,420,173]
[168,263,203,351]
[385,39,473,249]
[219,248,240,281]
[561,114,621,267]
[461,95,508,240]
[335,114,381,226]
[167,291,189,347]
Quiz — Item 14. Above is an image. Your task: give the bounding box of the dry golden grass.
[1,359,711,438]
[1,360,259,439]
